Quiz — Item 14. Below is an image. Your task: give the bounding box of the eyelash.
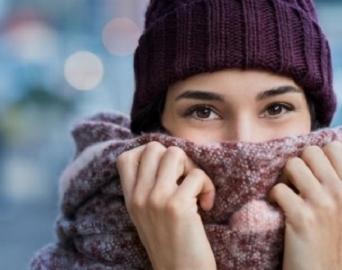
[262,103,295,118]
[183,105,219,121]
[182,103,295,121]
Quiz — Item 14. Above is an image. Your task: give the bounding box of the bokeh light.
[3,20,59,63]
[102,17,141,56]
[64,51,104,91]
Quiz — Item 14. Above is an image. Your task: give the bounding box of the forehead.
[168,69,303,98]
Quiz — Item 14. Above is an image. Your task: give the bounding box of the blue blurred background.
[0,0,341,269]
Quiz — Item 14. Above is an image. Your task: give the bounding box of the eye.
[263,103,294,118]
[195,106,213,118]
[267,104,283,115]
[184,105,220,120]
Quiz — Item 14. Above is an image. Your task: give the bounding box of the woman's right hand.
[116,141,216,270]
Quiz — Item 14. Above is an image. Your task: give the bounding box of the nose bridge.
[232,114,255,142]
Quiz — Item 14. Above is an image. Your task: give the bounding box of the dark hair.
[130,92,167,135]
[307,94,321,131]
[130,92,321,135]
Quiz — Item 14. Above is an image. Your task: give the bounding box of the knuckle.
[189,168,206,178]
[147,192,163,212]
[325,140,342,150]
[296,209,316,227]
[166,146,186,159]
[130,194,146,211]
[284,157,302,171]
[317,196,337,213]
[145,141,165,152]
[323,140,342,155]
[117,148,139,167]
[270,183,286,197]
[301,145,322,160]
[165,199,183,218]
[116,151,129,166]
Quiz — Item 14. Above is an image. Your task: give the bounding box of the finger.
[135,142,167,198]
[322,141,342,183]
[154,146,197,196]
[116,145,145,200]
[282,157,323,200]
[172,168,215,211]
[277,173,299,194]
[300,145,340,187]
[268,182,305,219]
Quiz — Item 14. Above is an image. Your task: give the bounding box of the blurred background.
[0,0,341,269]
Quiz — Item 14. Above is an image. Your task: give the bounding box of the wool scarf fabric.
[30,112,342,270]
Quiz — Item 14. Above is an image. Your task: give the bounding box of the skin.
[116,69,342,270]
[162,69,311,143]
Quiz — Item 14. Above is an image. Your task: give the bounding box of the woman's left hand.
[269,141,342,270]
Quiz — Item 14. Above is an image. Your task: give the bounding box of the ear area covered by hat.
[30,112,342,270]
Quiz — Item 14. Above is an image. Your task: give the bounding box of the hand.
[269,141,342,270]
[116,142,217,270]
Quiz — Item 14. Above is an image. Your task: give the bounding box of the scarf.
[30,112,342,270]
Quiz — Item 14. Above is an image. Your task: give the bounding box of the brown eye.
[195,107,212,118]
[183,105,220,121]
[267,104,283,115]
[263,103,294,118]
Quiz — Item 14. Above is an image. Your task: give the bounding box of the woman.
[31,0,342,269]
[116,0,342,269]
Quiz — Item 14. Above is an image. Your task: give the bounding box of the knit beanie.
[131,0,336,128]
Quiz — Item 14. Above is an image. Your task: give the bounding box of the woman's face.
[161,69,311,144]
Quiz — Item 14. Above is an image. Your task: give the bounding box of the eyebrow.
[175,90,225,101]
[174,85,302,102]
[256,85,302,100]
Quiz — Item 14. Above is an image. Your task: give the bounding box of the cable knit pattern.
[30,112,342,269]
[131,0,335,127]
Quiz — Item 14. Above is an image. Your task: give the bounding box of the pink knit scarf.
[30,112,342,270]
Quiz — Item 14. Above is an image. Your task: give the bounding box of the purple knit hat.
[131,0,336,127]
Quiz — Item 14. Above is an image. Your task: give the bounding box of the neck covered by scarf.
[30,112,342,270]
